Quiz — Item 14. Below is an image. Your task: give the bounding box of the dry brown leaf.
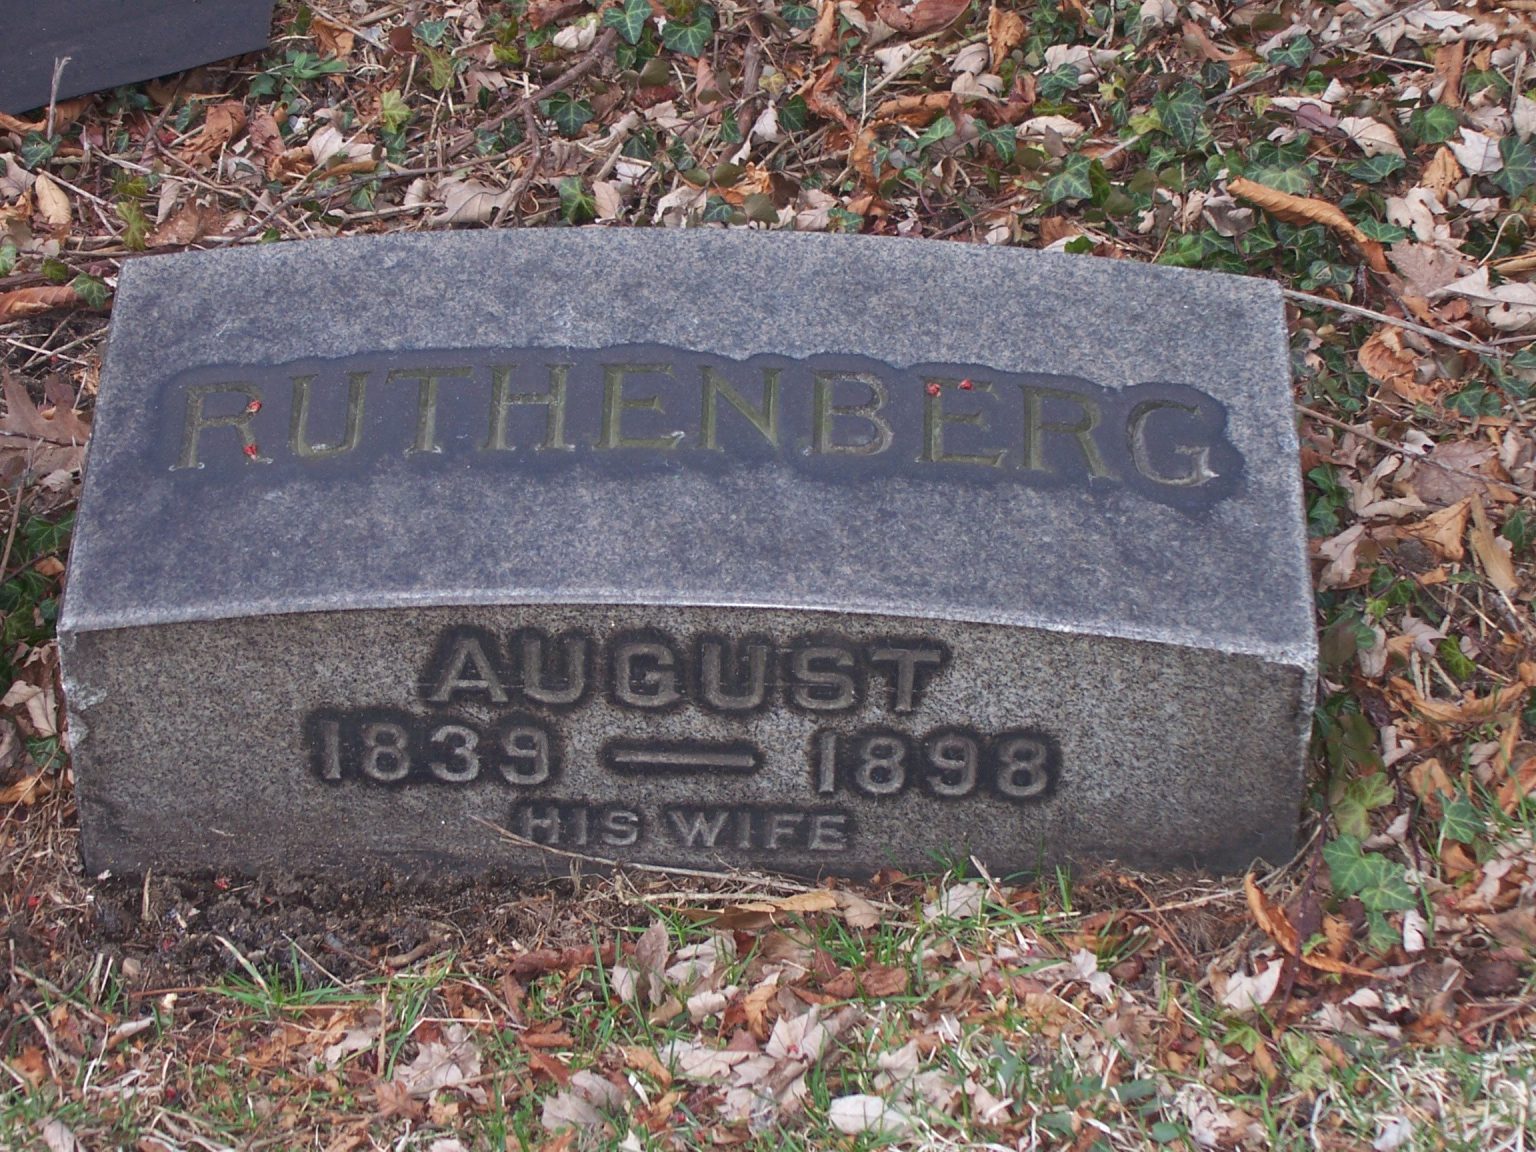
[622,1046,673,1087]
[1469,498,1519,595]
[0,287,85,324]
[1434,41,1465,109]
[1228,176,1388,274]
[1358,326,1417,391]
[1408,757,1454,812]
[1496,756,1536,814]
[0,773,51,805]
[1244,873,1299,954]
[987,4,1026,65]
[872,92,950,126]
[833,890,882,929]
[876,0,970,35]
[148,199,217,247]
[811,0,839,54]
[1,371,92,443]
[31,171,71,232]
[1401,441,1499,506]
[527,0,587,28]
[1413,682,1527,725]
[311,16,356,58]
[182,101,248,163]
[1402,497,1470,561]
[703,889,839,931]
[1422,148,1463,198]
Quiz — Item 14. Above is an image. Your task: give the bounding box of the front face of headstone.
[61,232,1315,878]
[0,1,275,115]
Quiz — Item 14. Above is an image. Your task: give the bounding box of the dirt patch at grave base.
[4,791,648,995]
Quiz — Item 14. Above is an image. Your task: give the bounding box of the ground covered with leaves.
[2,0,1535,1148]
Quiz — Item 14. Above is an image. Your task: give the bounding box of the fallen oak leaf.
[1228,176,1388,274]
[1,371,91,443]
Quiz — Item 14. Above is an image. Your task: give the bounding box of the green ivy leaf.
[540,91,595,137]
[1324,835,1417,913]
[380,89,412,134]
[781,0,817,29]
[1409,104,1458,146]
[1440,792,1482,845]
[603,0,651,45]
[915,115,956,153]
[974,125,1016,164]
[70,274,110,309]
[1342,153,1405,184]
[557,177,595,224]
[415,18,451,46]
[1242,163,1312,194]
[1446,384,1504,418]
[1331,771,1394,840]
[661,12,713,56]
[1042,154,1095,204]
[1494,134,1536,197]
[20,133,56,169]
[1152,84,1204,150]
[1266,35,1312,69]
[0,239,17,277]
[1037,64,1081,102]
[1353,217,1408,243]
[1503,508,1534,556]
[115,200,150,251]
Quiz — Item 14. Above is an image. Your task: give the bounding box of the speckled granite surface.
[61,231,1314,877]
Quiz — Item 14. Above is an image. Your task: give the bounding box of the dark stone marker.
[0,1,275,115]
[60,232,1315,878]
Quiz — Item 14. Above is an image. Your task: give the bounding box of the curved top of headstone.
[64,230,1312,664]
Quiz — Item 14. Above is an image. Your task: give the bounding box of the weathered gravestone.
[60,231,1316,878]
[0,0,275,116]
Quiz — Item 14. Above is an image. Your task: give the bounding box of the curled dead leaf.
[0,287,88,324]
[876,0,969,35]
[1357,327,1417,392]
[181,102,248,163]
[1228,176,1388,274]
[1469,498,1519,595]
[31,171,71,232]
[1401,497,1470,562]
[987,4,1026,65]
[1413,682,1527,725]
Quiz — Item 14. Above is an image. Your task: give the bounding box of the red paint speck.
[245,399,263,414]
[243,443,260,458]
[959,378,974,390]
[925,382,942,397]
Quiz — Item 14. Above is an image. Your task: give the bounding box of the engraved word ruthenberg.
[304,627,1062,856]
[163,344,1244,511]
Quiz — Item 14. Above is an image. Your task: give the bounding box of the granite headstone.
[60,231,1316,878]
[1,1,275,116]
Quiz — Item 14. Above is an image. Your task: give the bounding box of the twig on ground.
[1297,403,1536,501]
[1283,287,1504,358]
